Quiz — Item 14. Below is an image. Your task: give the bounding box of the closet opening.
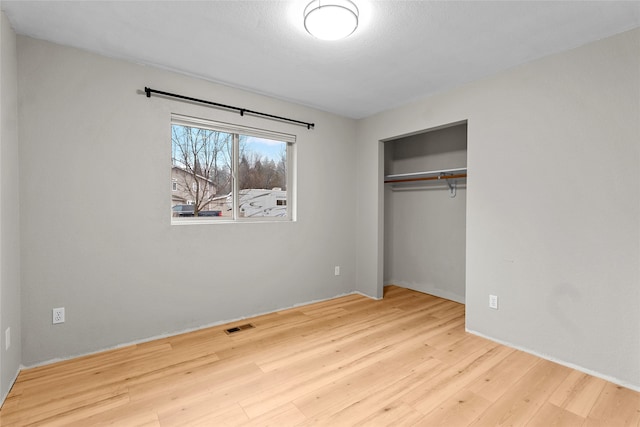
[383,121,467,304]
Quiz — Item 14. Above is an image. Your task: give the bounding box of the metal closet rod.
[144,87,315,130]
[384,173,467,184]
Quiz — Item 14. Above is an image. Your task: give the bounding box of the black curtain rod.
[144,87,315,130]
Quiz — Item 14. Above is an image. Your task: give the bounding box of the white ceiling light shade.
[304,0,359,41]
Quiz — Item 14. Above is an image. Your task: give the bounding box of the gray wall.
[384,125,467,303]
[17,36,357,366]
[0,11,22,401]
[356,29,640,389]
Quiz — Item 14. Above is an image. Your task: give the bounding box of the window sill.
[171,217,293,225]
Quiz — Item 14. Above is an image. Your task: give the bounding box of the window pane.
[171,124,232,218]
[238,135,287,218]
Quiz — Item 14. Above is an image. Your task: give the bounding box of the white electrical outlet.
[53,307,65,324]
[334,266,340,276]
[489,295,498,310]
[5,327,10,350]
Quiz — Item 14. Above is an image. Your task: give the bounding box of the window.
[170,114,295,222]
[172,180,177,191]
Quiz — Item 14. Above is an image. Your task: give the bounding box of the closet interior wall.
[384,123,467,303]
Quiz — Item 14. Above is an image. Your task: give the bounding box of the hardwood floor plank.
[525,401,586,427]
[239,403,307,427]
[466,349,541,403]
[414,389,493,426]
[1,384,129,426]
[401,343,514,415]
[422,324,468,349]
[244,342,428,419]
[351,402,425,427]
[254,308,446,374]
[468,360,572,426]
[1,286,637,426]
[17,392,130,427]
[302,358,444,426]
[246,308,407,372]
[127,361,264,407]
[158,401,249,426]
[585,382,640,426]
[67,409,161,427]
[291,345,435,418]
[549,370,608,418]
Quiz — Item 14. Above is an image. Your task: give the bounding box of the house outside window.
[171,114,295,222]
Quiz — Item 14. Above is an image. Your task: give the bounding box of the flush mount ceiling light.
[304,0,359,41]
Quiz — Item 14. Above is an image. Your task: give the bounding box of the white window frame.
[171,114,296,224]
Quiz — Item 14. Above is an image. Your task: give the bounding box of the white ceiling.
[2,1,639,119]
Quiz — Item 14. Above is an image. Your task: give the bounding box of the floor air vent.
[225,323,255,335]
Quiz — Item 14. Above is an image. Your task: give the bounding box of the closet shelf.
[384,167,467,184]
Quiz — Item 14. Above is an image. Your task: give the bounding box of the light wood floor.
[1,286,638,426]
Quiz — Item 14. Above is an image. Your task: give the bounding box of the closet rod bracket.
[439,173,458,198]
